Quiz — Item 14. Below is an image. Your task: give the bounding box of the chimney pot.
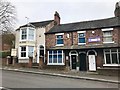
[54,11,60,25]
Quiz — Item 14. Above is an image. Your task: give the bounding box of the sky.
[9,0,119,28]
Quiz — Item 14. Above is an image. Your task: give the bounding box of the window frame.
[77,31,86,45]
[55,33,64,46]
[19,46,34,59]
[103,49,120,66]
[102,28,114,44]
[20,27,35,41]
[47,50,64,65]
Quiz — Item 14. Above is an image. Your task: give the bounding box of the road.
[2,70,118,88]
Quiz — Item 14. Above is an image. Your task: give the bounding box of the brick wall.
[64,32,72,46]
[113,28,119,44]
[45,34,56,49]
[116,27,120,45]
[86,29,103,45]
[46,27,120,49]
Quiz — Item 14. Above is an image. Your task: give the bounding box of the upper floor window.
[21,28,27,40]
[102,28,114,43]
[28,28,34,40]
[56,33,64,46]
[20,27,35,41]
[78,31,86,45]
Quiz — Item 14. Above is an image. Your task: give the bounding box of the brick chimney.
[114,1,120,17]
[54,11,60,25]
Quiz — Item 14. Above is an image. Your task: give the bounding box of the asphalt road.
[2,70,119,88]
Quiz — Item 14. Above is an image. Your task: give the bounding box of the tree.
[0,0,16,34]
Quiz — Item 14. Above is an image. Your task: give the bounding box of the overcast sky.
[9,0,119,28]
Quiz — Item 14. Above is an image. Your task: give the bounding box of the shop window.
[104,49,120,66]
[48,50,64,65]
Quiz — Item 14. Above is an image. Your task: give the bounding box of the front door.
[88,55,96,71]
[71,55,76,69]
[79,53,87,71]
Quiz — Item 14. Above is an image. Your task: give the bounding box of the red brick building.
[45,2,120,72]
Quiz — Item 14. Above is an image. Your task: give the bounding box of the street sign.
[11,49,17,56]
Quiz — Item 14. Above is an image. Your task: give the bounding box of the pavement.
[1,66,120,84]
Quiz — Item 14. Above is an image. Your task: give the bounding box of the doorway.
[69,50,78,70]
[71,55,76,69]
[87,50,97,71]
[79,53,87,71]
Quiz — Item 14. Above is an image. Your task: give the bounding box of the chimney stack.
[54,11,60,25]
[114,1,120,17]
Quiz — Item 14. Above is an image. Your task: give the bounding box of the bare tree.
[0,0,16,34]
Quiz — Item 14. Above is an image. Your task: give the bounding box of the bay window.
[20,27,35,41]
[19,46,34,59]
[21,46,26,57]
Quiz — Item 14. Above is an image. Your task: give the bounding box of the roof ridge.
[30,20,54,24]
[60,17,117,26]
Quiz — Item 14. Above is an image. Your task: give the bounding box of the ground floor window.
[104,48,120,66]
[19,46,34,59]
[48,50,64,65]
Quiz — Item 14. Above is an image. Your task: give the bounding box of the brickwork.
[86,29,103,45]
[46,28,119,49]
[45,34,56,49]
[116,27,120,45]
[45,21,55,33]
[64,32,72,46]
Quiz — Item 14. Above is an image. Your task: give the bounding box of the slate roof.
[16,20,54,30]
[46,17,120,34]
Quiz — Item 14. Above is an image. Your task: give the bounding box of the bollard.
[12,56,16,66]
[39,56,43,69]
[6,56,11,66]
[28,57,33,68]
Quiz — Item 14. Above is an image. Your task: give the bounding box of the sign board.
[11,49,17,56]
[88,37,100,42]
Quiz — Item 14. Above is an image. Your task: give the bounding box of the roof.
[46,17,120,34]
[16,20,54,30]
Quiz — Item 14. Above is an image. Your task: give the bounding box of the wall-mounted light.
[92,31,95,34]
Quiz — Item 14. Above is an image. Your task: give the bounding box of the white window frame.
[55,33,64,46]
[102,28,114,44]
[20,27,35,41]
[47,50,64,65]
[20,27,27,41]
[103,49,120,66]
[19,46,34,59]
[77,31,86,45]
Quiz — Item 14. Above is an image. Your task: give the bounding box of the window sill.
[20,40,35,42]
[56,44,64,46]
[47,63,65,65]
[18,57,29,59]
[78,43,86,45]
[103,41,114,44]
[103,64,120,66]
